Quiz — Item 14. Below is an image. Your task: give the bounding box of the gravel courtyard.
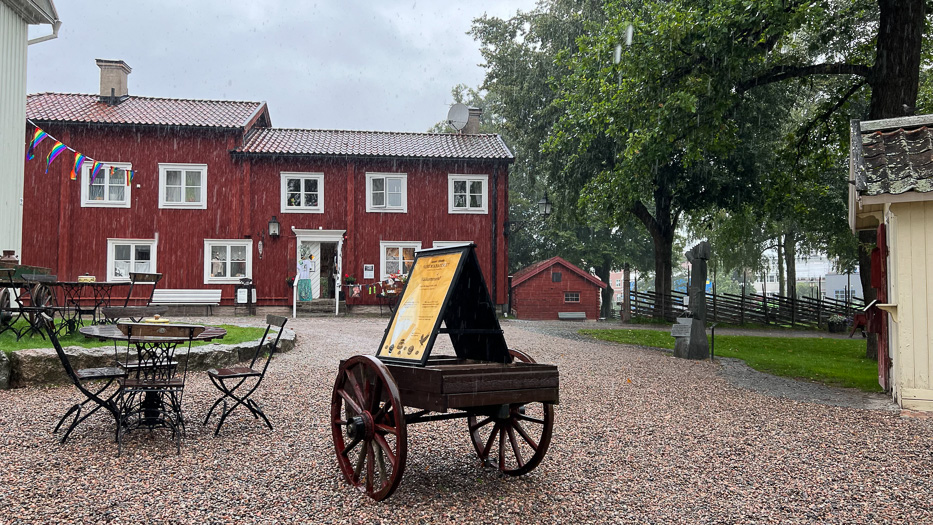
[1,317,931,524]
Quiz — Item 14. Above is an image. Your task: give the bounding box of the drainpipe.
[491,164,499,310]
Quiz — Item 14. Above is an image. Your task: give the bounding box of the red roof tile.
[26,93,267,129]
[235,128,513,160]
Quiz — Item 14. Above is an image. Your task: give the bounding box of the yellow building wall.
[889,201,933,411]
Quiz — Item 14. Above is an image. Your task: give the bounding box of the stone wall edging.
[2,328,296,389]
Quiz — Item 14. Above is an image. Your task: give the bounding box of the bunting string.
[25,120,138,186]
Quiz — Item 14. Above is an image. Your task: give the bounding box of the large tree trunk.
[777,238,785,297]
[633,173,678,321]
[594,259,613,319]
[784,229,797,301]
[859,0,925,361]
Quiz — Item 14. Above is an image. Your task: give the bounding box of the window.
[615,279,622,287]
[552,272,562,282]
[159,163,207,209]
[380,241,421,278]
[281,172,324,213]
[834,289,850,301]
[448,174,488,213]
[564,292,580,303]
[204,240,252,283]
[107,239,155,281]
[366,173,407,212]
[81,162,132,208]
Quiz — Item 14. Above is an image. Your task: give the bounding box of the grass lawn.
[580,328,882,392]
[1,320,269,356]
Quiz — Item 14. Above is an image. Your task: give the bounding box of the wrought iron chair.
[13,274,59,340]
[102,272,165,323]
[119,322,202,453]
[203,315,288,435]
[0,268,23,338]
[40,314,125,449]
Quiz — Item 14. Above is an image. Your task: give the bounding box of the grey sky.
[26,1,536,132]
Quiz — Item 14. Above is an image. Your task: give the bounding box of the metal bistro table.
[55,280,131,327]
[80,322,226,453]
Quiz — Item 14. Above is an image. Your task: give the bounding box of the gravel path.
[1,317,930,524]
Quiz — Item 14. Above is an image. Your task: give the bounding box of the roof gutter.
[26,0,61,45]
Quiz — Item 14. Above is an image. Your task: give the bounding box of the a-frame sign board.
[376,243,510,366]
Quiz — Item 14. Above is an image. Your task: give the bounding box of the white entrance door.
[292,228,345,317]
[298,240,322,300]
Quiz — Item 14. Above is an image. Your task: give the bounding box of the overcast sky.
[26,1,537,133]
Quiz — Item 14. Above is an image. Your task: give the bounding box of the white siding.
[889,201,933,411]
[0,2,27,257]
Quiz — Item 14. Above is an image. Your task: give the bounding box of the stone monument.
[673,241,710,360]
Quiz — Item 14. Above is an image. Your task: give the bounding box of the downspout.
[491,164,498,311]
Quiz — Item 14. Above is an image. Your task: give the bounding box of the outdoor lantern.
[268,215,281,238]
[537,194,553,217]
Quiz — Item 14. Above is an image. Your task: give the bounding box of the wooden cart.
[330,244,559,500]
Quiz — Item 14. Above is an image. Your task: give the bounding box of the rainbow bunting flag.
[25,128,48,160]
[45,141,67,173]
[125,169,135,186]
[90,161,104,184]
[71,152,86,181]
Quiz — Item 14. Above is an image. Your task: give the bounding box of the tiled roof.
[511,256,606,289]
[234,128,513,160]
[857,116,933,196]
[26,93,266,129]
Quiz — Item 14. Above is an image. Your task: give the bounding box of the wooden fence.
[625,290,863,329]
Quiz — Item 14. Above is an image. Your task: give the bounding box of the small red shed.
[510,256,606,321]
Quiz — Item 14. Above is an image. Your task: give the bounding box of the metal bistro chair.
[119,322,201,453]
[102,272,165,323]
[0,268,23,338]
[203,315,288,435]
[39,314,125,449]
[15,274,59,340]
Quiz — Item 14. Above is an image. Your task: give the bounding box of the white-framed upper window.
[159,163,207,209]
[448,174,488,214]
[366,173,407,213]
[81,162,132,208]
[204,239,252,284]
[107,239,156,281]
[281,172,324,213]
[380,241,421,279]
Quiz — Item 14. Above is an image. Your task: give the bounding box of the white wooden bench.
[557,311,586,321]
[151,289,223,315]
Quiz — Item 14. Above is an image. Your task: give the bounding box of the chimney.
[95,59,131,104]
[464,107,482,134]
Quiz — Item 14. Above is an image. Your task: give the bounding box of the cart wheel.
[331,355,407,501]
[467,349,554,476]
[0,288,12,326]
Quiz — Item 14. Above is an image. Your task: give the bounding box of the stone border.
[0,328,295,389]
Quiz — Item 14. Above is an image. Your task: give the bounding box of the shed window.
[564,292,580,303]
[552,272,562,282]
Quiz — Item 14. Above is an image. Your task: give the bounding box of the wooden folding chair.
[203,315,288,435]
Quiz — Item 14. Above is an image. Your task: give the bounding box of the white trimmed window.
[107,239,156,281]
[281,172,324,213]
[448,174,488,214]
[204,240,252,284]
[564,292,581,303]
[380,241,421,278]
[81,162,132,208]
[159,163,207,209]
[366,173,407,212]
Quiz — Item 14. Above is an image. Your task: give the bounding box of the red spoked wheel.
[467,349,554,476]
[331,355,407,501]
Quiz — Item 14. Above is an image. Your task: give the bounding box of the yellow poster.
[377,251,463,363]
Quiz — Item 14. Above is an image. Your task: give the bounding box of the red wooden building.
[22,60,512,310]
[510,256,606,320]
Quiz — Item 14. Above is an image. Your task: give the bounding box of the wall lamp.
[268,215,281,238]
[504,194,552,237]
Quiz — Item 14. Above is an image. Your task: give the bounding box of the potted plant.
[828,314,847,333]
[285,276,295,288]
[344,273,356,285]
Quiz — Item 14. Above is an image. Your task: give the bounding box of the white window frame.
[366,173,407,213]
[448,174,488,214]
[81,162,132,208]
[564,291,581,303]
[204,239,253,284]
[106,238,156,281]
[380,241,421,279]
[280,172,324,213]
[159,163,207,209]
